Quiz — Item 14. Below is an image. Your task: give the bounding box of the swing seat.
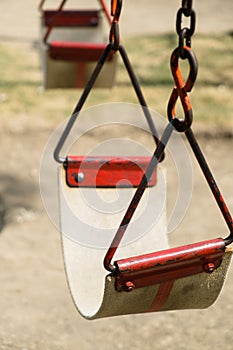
[58,156,169,319]
[39,7,117,89]
[58,157,232,319]
[43,0,233,322]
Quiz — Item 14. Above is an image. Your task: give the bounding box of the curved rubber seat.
[58,166,232,319]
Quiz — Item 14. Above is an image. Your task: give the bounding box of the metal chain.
[167,0,233,247]
[167,0,198,132]
[176,0,196,57]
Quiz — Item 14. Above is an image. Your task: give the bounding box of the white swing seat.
[58,156,170,319]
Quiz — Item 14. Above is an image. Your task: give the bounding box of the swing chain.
[167,0,198,132]
[176,0,196,58]
[109,0,122,50]
[168,1,233,243]
[181,0,193,14]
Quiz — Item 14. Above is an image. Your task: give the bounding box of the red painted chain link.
[167,46,198,132]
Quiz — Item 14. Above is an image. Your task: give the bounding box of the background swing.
[39,0,117,89]
[54,0,233,319]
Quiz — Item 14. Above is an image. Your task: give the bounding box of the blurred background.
[0,1,232,349]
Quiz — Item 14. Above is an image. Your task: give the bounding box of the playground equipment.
[53,0,233,319]
[39,0,117,88]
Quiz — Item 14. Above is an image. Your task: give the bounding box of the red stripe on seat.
[65,156,157,188]
[48,41,111,61]
[43,10,99,27]
[149,281,174,312]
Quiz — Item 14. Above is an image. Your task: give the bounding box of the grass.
[0,33,232,131]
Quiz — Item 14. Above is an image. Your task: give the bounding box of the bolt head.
[75,172,85,183]
[203,262,215,274]
[125,281,135,292]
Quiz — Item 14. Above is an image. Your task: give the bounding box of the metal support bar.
[185,128,233,245]
[119,45,162,151]
[54,43,113,163]
[104,123,174,272]
[115,238,225,291]
[65,156,157,187]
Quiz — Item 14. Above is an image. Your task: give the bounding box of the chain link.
[109,0,122,50]
[176,0,196,57]
[181,0,193,16]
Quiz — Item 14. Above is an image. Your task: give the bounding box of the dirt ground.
[0,1,233,350]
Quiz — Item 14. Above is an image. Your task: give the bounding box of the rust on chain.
[111,0,122,18]
[110,0,122,50]
[167,45,198,132]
